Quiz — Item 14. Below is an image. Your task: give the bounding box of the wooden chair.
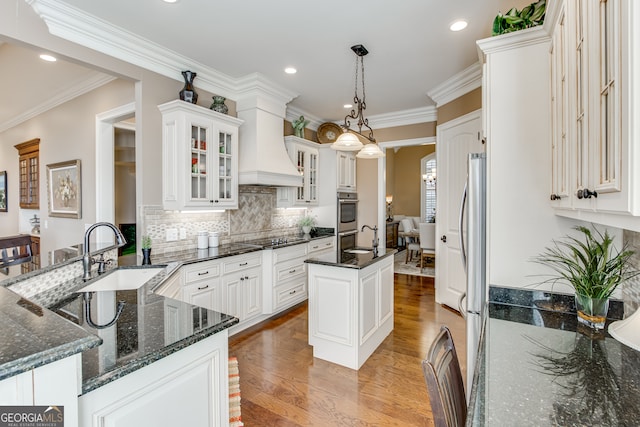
[0,235,33,268]
[419,223,436,270]
[422,326,467,427]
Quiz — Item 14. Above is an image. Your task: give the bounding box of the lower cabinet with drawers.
[156,236,335,336]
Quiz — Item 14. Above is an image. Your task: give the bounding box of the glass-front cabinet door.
[159,100,243,211]
[277,136,320,207]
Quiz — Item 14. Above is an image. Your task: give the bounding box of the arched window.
[421,154,436,222]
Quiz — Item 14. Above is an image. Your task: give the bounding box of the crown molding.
[476,26,550,63]
[365,106,437,129]
[26,0,297,109]
[0,73,115,133]
[427,62,482,107]
[378,136,436,151]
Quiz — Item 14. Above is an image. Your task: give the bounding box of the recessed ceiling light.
[39,54,57,62]
[284,67,297,74]
[163,0,178,3]
[344,104,352,109]
[449,20,468,32]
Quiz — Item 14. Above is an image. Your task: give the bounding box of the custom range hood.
[236,84,302,187]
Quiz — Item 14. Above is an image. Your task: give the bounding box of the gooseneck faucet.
[361,224,379,257]
[82,222,127,280]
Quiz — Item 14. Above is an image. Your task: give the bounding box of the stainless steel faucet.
[82,222,127,280]
[361,224,379,256]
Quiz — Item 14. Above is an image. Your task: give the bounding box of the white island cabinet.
[307,252,394,370]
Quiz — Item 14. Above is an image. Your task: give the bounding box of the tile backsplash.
[623,229,640,316]
[140,186,307,255]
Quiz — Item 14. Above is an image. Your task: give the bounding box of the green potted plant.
[298,215,317,235]
[492,0,546,36]
[141,235,152,265]
[533,225,638,330]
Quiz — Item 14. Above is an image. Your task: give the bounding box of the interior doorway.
[95,103,136,247]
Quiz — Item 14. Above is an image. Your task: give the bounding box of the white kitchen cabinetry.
[548,0,640,229]
[0,355,81,426]
[307,255,393,370]
[159,100,243,211]
[307,236,335,257]
[268,243,309,314]
[182,259,221,312]
[478,27,582,289]
[221,253,262,322]
[277,136,320,207]
[79,330,229,427]
[337,151,357,191]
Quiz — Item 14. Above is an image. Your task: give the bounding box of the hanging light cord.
[342,45,376,143]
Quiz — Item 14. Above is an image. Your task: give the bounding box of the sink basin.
[344,249,373,254]
[78,267,164,292]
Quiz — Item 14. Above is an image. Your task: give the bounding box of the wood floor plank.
[229,273,466,426]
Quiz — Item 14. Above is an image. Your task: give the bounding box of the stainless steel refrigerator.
[458,152,487,399]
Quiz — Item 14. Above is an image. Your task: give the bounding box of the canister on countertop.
[209,231,219,248]
[197,231,209,249]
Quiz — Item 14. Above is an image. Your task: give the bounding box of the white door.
[435,110,483,311]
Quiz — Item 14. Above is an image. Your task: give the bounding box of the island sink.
[78,266,164,292]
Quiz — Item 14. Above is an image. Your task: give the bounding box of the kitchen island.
[305,249,396,369]
[467,287,639,426]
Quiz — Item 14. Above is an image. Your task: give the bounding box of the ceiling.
[1,0,534,129]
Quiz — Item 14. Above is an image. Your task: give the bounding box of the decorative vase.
[179,70,198,104]
[302,226,312,235]
[575,293,609,330]
[210,96,228,114]
[142,248,152,265]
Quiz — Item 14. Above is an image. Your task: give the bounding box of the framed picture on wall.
[47,160,82,218]
[0,171,6,212]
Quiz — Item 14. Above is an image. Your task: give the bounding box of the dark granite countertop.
[305,248,396,269]
[467,286,639,426]
[0,235,335,392]
[0,285,101,381]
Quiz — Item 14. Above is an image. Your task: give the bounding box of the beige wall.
[437,87,482,125]
[386,145,436,217]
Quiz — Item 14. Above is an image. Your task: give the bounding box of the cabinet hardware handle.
[312,246,318,249]
[289,269,296,273]
[245,276,249,280]
[441,235,447,243]
[197,285,209,290]
[240,277,244,281]
[576,188,598,199]
[550,194,562,201]
[239,262,248,266]
[289,290,296,295]
[198,271,209,276]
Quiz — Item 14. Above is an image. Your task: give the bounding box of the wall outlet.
[166,228,178,241]
[179,228,187,239]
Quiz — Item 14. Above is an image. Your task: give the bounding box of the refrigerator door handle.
[458,292,467,319]
[459,181,468,272]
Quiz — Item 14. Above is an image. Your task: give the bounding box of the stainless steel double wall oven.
[337,192,358,254]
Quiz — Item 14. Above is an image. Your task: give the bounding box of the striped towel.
[229,356,244,427]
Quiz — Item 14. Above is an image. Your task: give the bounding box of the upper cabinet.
[337,151,356,192]
[159,100,243,211]
[277,136,319,207]
[14,138,40,210]
[549,0,640,228]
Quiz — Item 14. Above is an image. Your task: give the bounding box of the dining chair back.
[419,223,436,270]
[0,235,33,268]
[422,325,467,427]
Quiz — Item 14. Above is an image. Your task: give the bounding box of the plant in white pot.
[533,225,638,330]
[298,215,317,235]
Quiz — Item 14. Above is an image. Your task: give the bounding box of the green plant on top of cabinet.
[159,100,243,210]
[277,136,320,207]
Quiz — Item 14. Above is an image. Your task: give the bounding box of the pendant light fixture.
[331,44,385,159]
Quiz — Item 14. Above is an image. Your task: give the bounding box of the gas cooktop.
[245,236,308,249]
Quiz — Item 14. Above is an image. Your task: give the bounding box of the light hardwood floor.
[228,273,466,426]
